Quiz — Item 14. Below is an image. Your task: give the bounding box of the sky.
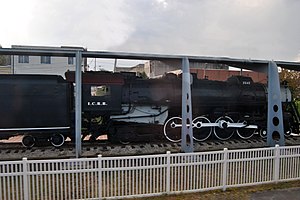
[1,0,300,64]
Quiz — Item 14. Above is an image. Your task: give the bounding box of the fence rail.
[1,144,300,199]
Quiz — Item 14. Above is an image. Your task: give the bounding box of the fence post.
[222,148,228,191]
[22,158,29,200]
[166,151,171,194]
[98,155,103,200]
[274,144,280,183]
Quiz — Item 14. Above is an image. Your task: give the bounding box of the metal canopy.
[1,47,300,155]
[0,48,77,57]
[1,48,300,71]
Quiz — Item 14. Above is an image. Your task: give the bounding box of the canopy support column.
[181,57,194,152]
[75,51,82,157]
[267,61,285,146]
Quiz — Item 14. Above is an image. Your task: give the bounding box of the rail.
[1,145,300,199]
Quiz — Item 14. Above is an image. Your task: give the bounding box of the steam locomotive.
[0,70,299,147]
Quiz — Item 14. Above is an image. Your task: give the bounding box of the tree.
[279,69,300,99]
[139,71,148,79]
[0,45,8,66]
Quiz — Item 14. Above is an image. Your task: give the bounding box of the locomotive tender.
[0,70,299,147]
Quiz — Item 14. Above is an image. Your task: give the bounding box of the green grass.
[136,180,300,200]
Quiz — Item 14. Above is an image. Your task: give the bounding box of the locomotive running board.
[0,127,70,131]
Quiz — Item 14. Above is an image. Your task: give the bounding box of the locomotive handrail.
[0,127,70,131]
[110,108,168,120]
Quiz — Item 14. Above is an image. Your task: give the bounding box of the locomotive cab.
[65,71,124,114]
[65,71,124,140]
[83,84,122,114]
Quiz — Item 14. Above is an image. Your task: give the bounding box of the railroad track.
[0,136,300,161]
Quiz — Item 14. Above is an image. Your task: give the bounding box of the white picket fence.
[1,144,300,200]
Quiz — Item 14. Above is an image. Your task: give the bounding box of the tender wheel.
[22,135,36,148]
[89,135,97,142]
[236,120,256,139]
[192,116,212,142]
[50,133,65,147]
[163,117,182,142]
[259,128,267,138]
[119,136,130,145]
[213,116,235,140]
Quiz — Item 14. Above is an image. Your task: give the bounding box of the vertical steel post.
[274,144,280,183]
[267,61,285,146]
[222,148,228,191]
[181,57,194,153]
[98,155,103,199]
[12,55,15,74]
[75,51,82,157]
[166,151,171,194]
[22,158,29,200]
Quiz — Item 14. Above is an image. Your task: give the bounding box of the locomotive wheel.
[284,122,293,136]
[284,127,292,136]
[22,135,36,148]
[192,116,212,142]
[259,128,267,138]
[50,133,65,147]
[236,120,256,139]
[213,116,235,140]
[163,117,182,142]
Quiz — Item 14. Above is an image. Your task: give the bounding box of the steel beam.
[267,61,285,146]
[181,57,194,153]
[1,48,300,71]
[75,51,82,157]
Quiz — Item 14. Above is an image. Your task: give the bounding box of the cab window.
[91,85,110,96]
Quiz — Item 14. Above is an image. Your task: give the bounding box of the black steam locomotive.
[0,71,299,147]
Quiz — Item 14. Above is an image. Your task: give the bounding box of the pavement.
[251,187,300,200]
